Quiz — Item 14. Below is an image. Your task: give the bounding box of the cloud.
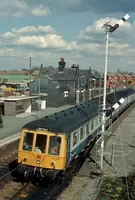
[79,0,135,14]
[2,32,16,38]
[13,34,79,51]
[77,17,132,44]
[0,0,50,17]
[0,24,133,60]
[31,5,50,16]
[11,25,56,34]
[1,0,135,18]
[0,25,79,51]
[128,60,135,66]
[25,0,135,14]
[0,21,135,71]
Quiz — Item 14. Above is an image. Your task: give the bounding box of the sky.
[0,0,135,72]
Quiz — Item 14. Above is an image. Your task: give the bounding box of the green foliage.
[111,193,120,199]
[115,187,122,193]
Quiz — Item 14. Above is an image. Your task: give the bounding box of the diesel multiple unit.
[9,88,135,183]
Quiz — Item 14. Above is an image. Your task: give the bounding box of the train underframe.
[9,160,63,184]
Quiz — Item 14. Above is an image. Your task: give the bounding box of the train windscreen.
[48,136,61,155]
[22,132,34,151]
[34,134,47,153]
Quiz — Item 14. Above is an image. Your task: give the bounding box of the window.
[94,117,98,127]
[48,136,61,155]
[97,116,100,126]
[86,124,89,135]
[34,134,47,153]
[80,127,84,140]
[3,79,8,82]
[72,131,78,146]
[91,120,94,131]
[89,122,91,131]
[22,132,34,151]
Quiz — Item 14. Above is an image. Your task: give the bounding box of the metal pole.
[111,143,115,166]
[38,64,43,116]
[100,28,109,170]
[29,57,31,94]
[89,67,92,100]
[76,65,80,104]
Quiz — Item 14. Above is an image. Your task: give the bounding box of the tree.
[21,68,28,71]
[117,68,121,73]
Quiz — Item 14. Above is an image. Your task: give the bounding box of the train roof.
[23,88,135,134]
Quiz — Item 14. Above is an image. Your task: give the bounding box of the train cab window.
[34,134,47,153]
[48,136,61,155]
[72,131,78,146]
[22,132,34,151]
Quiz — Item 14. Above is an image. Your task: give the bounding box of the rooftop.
[0,70,30,75]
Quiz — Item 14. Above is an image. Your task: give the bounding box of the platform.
[103,106,135,177]
[0,105,73,142]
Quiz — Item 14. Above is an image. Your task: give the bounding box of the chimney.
[58,58,66,73]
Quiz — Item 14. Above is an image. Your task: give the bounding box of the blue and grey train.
[9,88,135,182]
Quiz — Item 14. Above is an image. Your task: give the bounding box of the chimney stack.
[58,57,66,72]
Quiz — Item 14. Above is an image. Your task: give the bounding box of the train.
[9,88,135,183]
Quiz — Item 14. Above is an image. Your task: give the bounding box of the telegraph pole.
[29,57,32,94]
[89,66,92,100]
[38,64,43,113]
[100,14,130,170]
[76,64,80,104]
[71,64,80,104]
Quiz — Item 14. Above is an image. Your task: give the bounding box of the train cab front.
[9,129,67,183]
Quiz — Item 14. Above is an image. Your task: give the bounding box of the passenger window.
[89,122,91,131]
[48,136,61,155]
[34,134,47,153]
[86,124,89,134]
[80,127,84,140]
[91,120,94,131]
[22,132,34,151]
[73,131,78,146]
[95,117,98,127]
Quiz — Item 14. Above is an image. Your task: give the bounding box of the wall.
[0,74,29,83]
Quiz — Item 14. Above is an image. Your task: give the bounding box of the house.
[122,73,134,84]
[116,73,127,84]
[107,72,119,82]
[107,72,119,88]
[127,73,135,86]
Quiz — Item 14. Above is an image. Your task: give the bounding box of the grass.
[96,172,135,200]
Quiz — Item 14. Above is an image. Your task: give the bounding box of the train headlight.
[50,162,55,167]
[23,157,28,162]
[36,160,40,164]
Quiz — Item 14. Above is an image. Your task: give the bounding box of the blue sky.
[0,0,135,72]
